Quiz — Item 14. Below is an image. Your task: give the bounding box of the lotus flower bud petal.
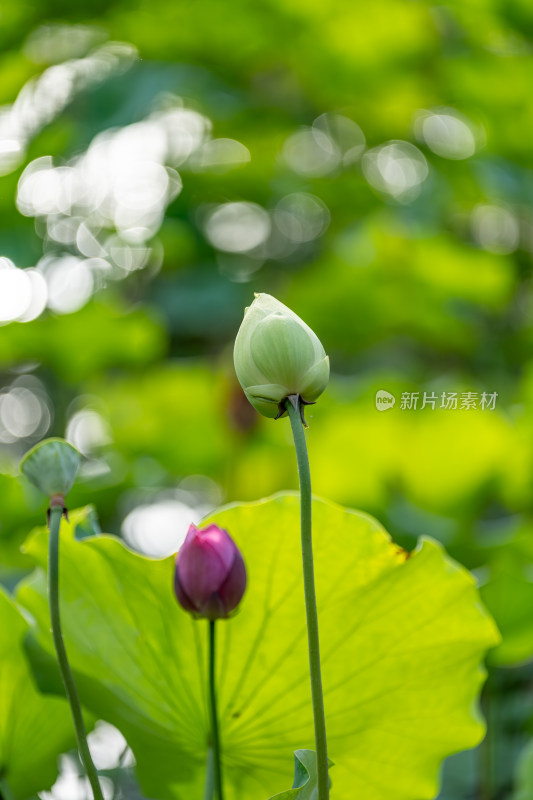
[174,524,247,620]
[20,438,80,499]
[234,293,329,417]
[242,384,289,418]
[217,549,247,611]
[298,356,330,400]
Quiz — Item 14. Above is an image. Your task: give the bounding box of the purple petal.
[199,525,237,572]
[177,526,230,606]
[217,550,247,614]
[173,564,198,614]
[200,592,227,620]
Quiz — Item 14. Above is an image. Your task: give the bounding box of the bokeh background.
[1,1,533,798]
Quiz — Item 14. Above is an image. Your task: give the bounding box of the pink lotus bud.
[174,523,247,620]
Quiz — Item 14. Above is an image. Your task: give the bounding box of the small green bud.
[234,293,329,418]
[20,438,80,499]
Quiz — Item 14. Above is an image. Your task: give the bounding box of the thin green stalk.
[285,397,329,800]
[203,745,215,800]
[208,620,224,800]
[48,505,104,800]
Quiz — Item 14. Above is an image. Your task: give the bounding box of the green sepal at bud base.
[234,293,329,418]
[20,438,80,498]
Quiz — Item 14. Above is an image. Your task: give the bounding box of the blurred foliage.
[0,0,532,796]
[0,589,76,798]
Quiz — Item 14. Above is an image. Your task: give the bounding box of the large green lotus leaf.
[0,589,75,799]
[17,494,499,800]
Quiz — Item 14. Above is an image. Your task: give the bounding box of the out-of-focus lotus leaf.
[514,739,533,800]
[480,557,533,667]
[0,300,166,382]
[0,474,47,568]
[0,589,75,799]
[478,527,533,667]
[89,363,231,475]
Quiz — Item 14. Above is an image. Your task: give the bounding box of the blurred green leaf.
[0,474,47,569]
[0,589,74,799]
[513,739,533,800]
[479,528,533,667]
[89,362,232,476]
[0,299,166,382]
